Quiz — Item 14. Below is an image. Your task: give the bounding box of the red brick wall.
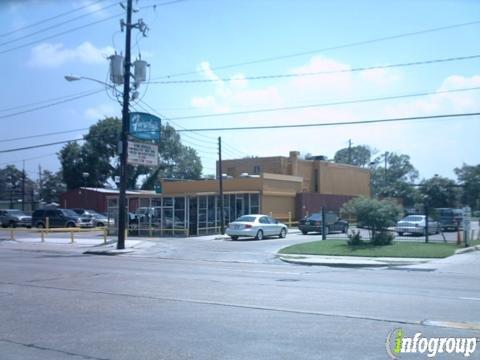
[295,192,355,219]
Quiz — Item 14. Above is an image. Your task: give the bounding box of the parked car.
[72,209,113,227]
[32,208,94,228]
[298,212,348,235]
[226,214,288,240]
[395,215,440,236]
[0,209,32,228]
[434,208,463,231]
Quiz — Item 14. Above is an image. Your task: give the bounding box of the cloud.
[84,103,118,120]
[359,68,401,88]
[28,41,114,68]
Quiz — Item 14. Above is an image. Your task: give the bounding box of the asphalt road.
[0,236,479,359]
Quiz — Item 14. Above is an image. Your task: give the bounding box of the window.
[259,216,269,224]
[253,165,261,174]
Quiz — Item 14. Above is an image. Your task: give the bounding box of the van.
[434,208,463,231]
[32,208,93,228]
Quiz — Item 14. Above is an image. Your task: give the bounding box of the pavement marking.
[422,320,480,331]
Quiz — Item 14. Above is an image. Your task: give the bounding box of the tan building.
[61,151,370,236]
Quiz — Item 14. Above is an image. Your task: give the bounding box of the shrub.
[341,196,402,246]
[347,229,363,246]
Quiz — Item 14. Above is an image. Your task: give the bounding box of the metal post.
[22,161,25,212]
[117,0,133,250]
[425,206,429,243]
[321,207,326,240]
[218,137,225,235]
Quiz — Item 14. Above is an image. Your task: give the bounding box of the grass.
[279,240,464,258]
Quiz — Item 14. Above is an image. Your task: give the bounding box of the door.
[189,197,198,236]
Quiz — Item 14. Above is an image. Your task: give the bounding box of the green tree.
[0,165,36,206]
[39,170,66,203]
[455,163,480,210]
[370,152,419,206]
[419,176,459,209]
[59,117,203,190]
[334,145,372,167]
[341,196,402,245]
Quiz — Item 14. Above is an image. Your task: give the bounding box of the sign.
[127,141,159,167]
[129,112,161,141]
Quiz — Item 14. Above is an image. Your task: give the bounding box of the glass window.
[163,197,173,207]
[259,216,269,224]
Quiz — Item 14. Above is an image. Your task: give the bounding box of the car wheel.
[1,223,7,228]
[397,232,403,236]
[342,225,348,234]
[279,228,286,238]
[255,230,264,240]
[9,221,16,228]
[66,222,75,228]
[36,222,45,229]
[231,236,238,240]
[301,230,308,235]
[97,222,104,227]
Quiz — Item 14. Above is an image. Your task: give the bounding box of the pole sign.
[129,112,161,141]
[127,141,159,167]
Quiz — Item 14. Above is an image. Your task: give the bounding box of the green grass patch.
[279,240,460,258]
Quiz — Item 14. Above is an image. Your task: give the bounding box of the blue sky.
[0,0,479,183]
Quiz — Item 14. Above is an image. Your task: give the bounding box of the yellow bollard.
[70,230,74,244]
[41,230,45,242]
[125,228,128,241]
[288,211,292,228]
[10,228,15,241]
[104,228,107,244]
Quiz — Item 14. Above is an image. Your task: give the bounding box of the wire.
[0,88,103,113]
[1,84,478,143]
[175,112,480,133]
[0,152,58,167]
[149,54,480,84]
[0,89,105,120]
[155,19,480,79]
[1,111,478,154]
[0,0,112,37]
[165,86,480,121]
[0,2,119,48]
[0,128,89,143]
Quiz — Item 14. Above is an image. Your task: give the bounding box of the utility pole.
[347,139,352,165]
[22,160,25,212]
[117,0,133,250]
[218,137,225,235]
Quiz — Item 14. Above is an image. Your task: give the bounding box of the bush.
[347,230,363,246]
[371,230,395,246]
[341,196,402,246]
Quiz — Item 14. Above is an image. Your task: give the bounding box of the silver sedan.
[226,214,288,240]
[395,215,440,236]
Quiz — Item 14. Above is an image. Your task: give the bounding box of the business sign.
[127,141,159,167]
[129,112,161,141]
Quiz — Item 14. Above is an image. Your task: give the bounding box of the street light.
[65,74,129,250]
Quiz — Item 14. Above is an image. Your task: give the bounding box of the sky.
[0,0,479,184]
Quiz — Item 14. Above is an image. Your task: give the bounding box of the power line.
[1,85,478,143]
[175,112,480,133]
[166,86,480,121]
[155,19,480,79]
[0,0,112,38]
[0,2,119,48]
[149,54,480,84]
[0,89,105,120]
[1,111,478,154]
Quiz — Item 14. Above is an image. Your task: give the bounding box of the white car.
[226,214,288,240]
[395,215,440,236]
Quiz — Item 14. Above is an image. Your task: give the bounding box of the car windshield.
[235,216,256,223]
[306,213,322,220]
[403,215,423,222]
[62,209,79,217]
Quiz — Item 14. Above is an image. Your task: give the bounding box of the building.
[59,151,370,236]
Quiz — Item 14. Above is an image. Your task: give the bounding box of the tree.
[39,170,66,203]
[455,163,480,210]
[341,196,402,245]
[59,117,203,190]
[0,165,36,207]
[334,145,372,167]
[419,176,459,209]
[370,152,419,206]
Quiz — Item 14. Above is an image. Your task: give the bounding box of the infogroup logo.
[385,328,478,359]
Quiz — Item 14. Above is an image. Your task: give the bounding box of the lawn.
[279,240,464,258]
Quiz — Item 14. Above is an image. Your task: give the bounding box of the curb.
[278,254,432,267]
[455,245,480,254]
[84,249,135,256]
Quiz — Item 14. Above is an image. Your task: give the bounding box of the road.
[0,236,479,359]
